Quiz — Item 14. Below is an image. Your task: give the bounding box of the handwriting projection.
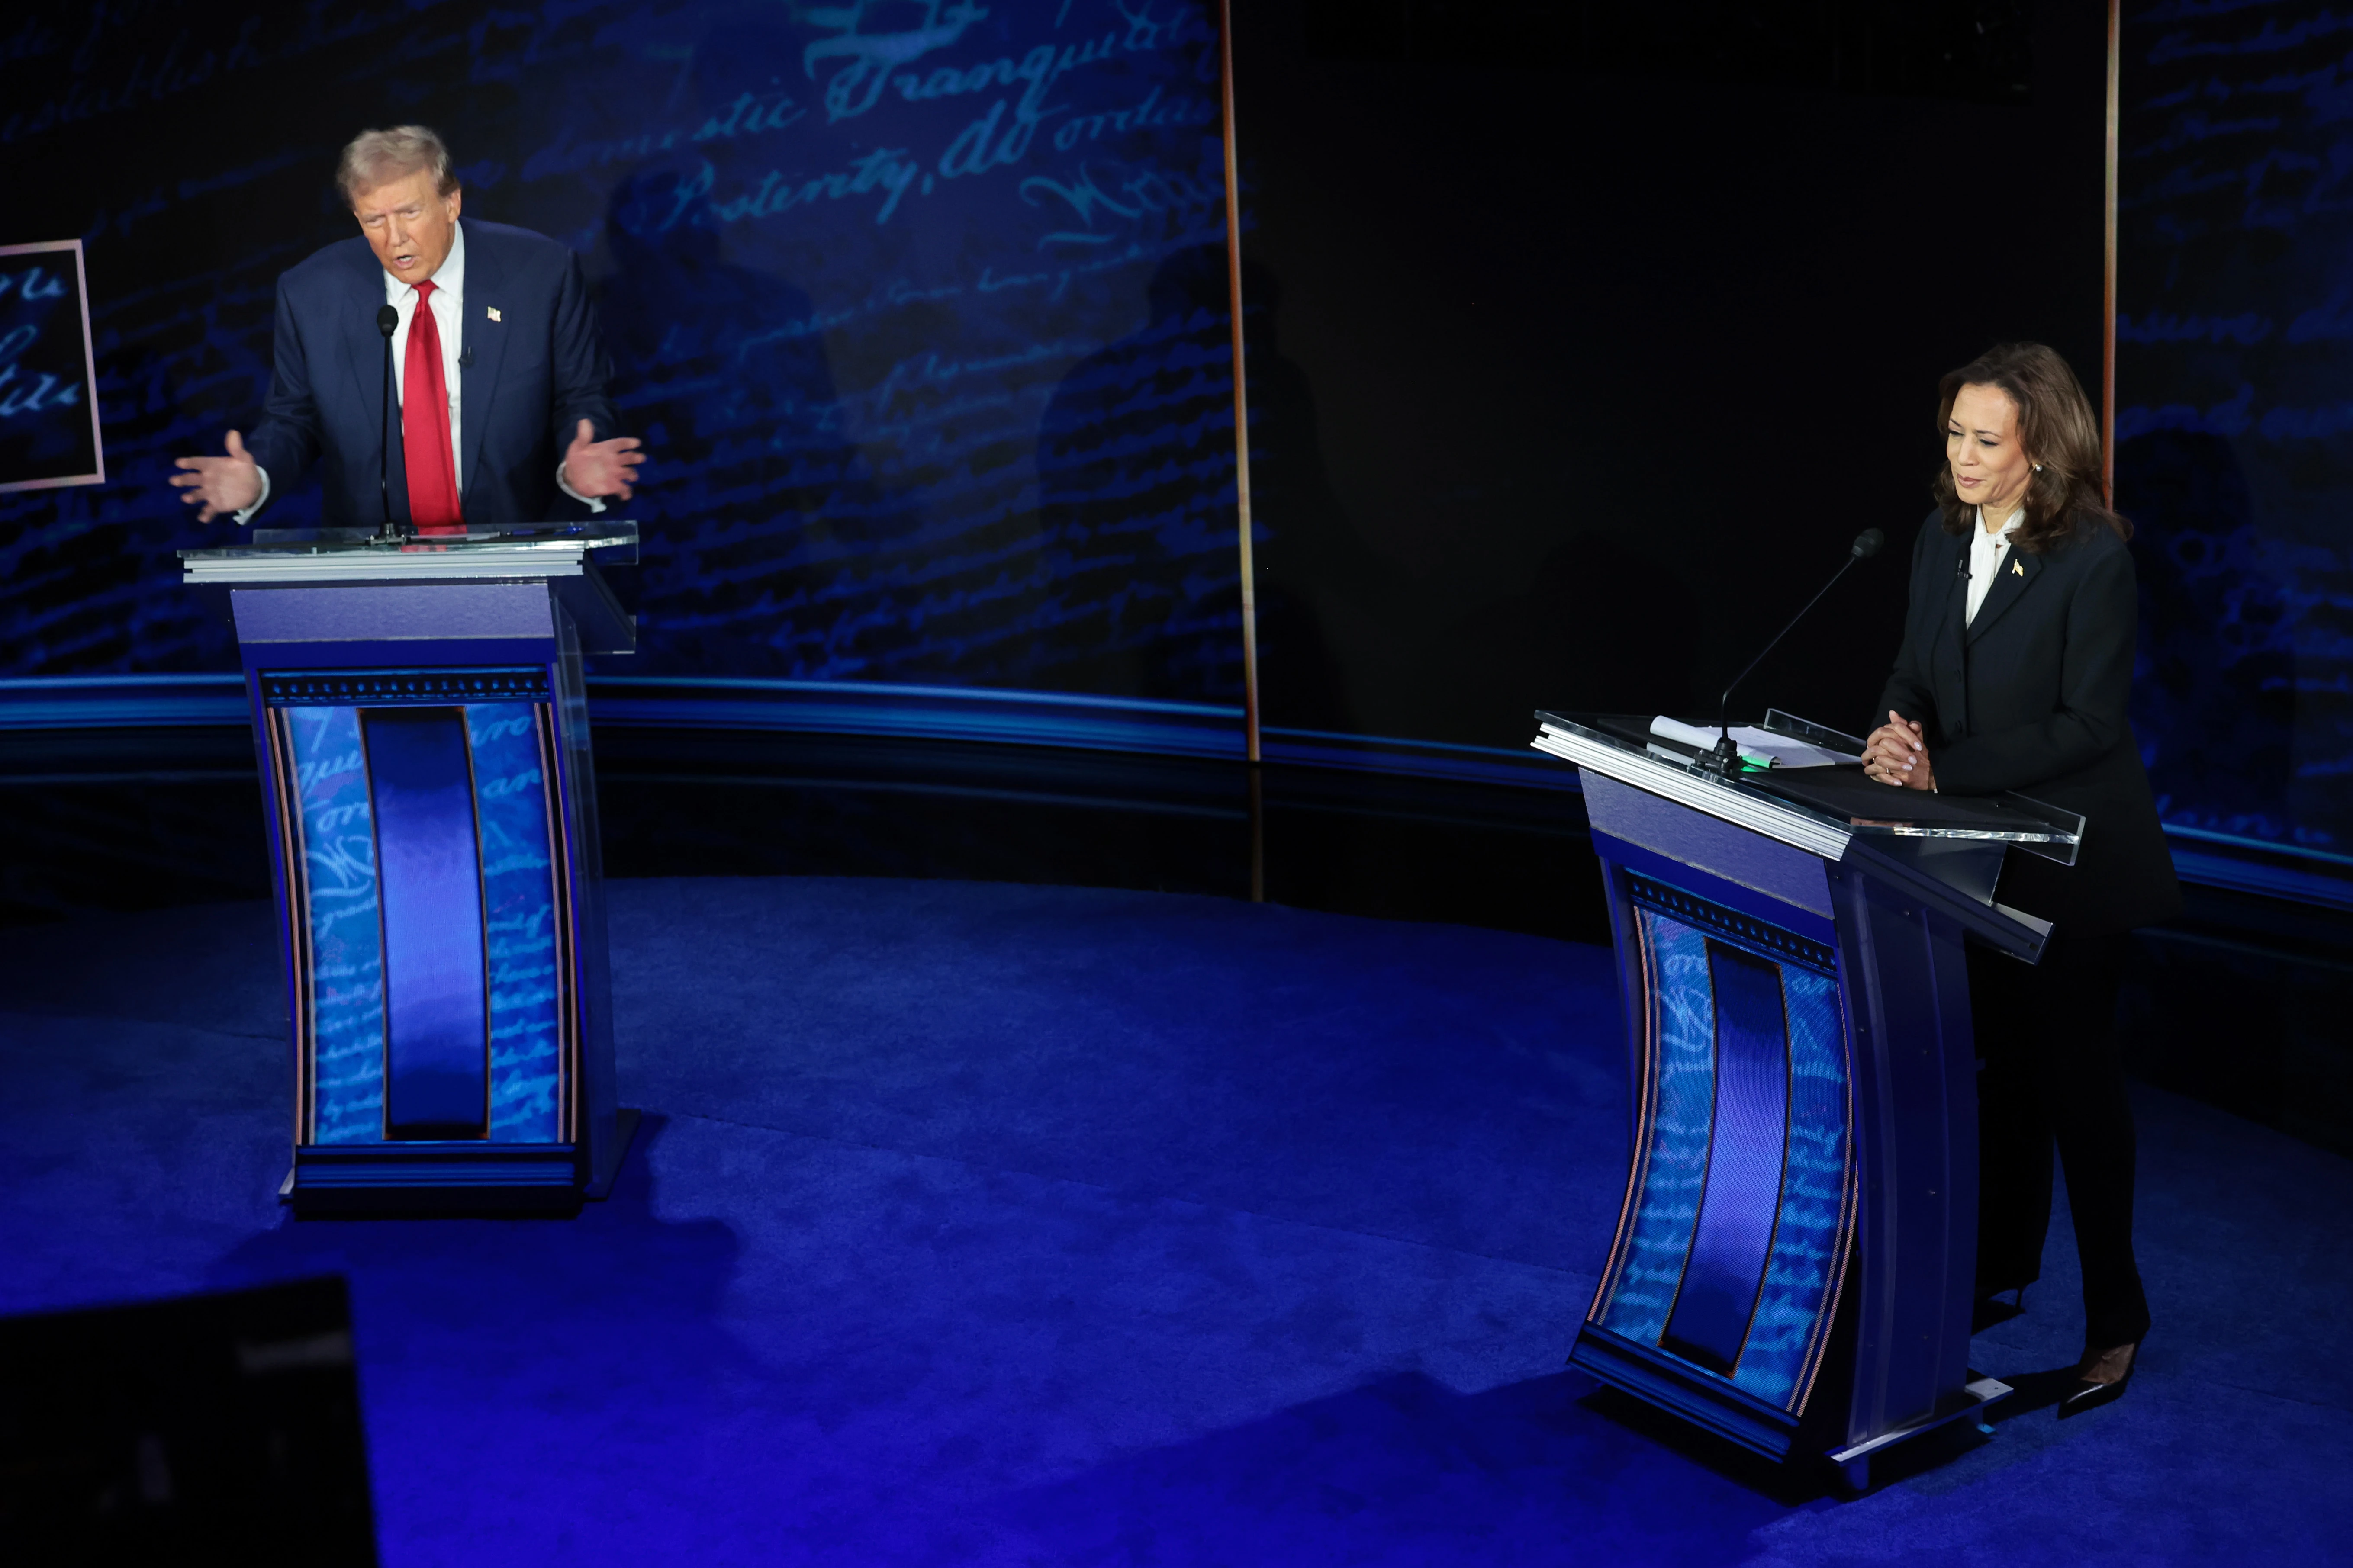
[2119,10,2353,853]
[0,0,1237,700]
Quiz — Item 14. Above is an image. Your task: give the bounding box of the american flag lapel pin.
[487,306,501,322]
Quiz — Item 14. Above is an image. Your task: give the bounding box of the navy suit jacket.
[1876,508,2181,936]
[245,220,618,527]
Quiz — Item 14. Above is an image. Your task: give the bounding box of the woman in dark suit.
[1863,342,2180,1416]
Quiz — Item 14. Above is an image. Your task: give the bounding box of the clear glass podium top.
[181,521,638,568]
[1535,709,2083,860]
[180,521,639,653]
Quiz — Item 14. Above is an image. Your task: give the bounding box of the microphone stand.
[1703,528,1885,773]
[375,304,401,543]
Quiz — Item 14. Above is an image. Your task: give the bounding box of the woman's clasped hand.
[1862,710,1936,790]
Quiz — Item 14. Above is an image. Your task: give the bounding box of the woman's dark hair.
[1932,342,2130,551]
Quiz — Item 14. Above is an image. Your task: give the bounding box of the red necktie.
[402,280,464,535]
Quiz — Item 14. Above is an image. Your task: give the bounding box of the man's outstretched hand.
[562,419,645,501]
[171,430,262,522]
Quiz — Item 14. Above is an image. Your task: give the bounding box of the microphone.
[376,304,400,541]
[1705,527,1885,772]
[459,346,474,368]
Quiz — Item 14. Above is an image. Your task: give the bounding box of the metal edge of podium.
[278,1108,641,1215]
[1531,727,1851,861]
[1537,722,2052,963]
[1574,1327,2018,1493]
[1568,1326,1803,1460]
[1825,1375,2014,1492]
[186,554,637,657]
[1835,837,2050,963]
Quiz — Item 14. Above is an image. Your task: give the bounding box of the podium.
[1531,711,2083,1487]
[182,524,639,1211]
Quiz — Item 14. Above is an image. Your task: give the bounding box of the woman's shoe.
[2057,1340,2139,1419]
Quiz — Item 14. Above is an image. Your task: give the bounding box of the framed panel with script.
[0,238,104,494]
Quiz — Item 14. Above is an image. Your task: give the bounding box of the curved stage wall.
[0,0,2349,911]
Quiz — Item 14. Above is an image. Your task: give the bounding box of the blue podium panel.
[467,704,566,1145]
[1661,941,1792,1373]
[365,706,490,1140]
[1580,868,1857,1452]
[264,670,571,1154]
[276,704,386,1145]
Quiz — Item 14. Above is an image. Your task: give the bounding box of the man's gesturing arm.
[547,252,640,504]
[171,277,322,523]
[170,429,264,521]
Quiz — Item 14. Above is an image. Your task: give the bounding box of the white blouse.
[1966,507,2021,624]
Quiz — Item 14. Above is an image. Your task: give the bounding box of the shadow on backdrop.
[1440,530,1698,740]
[590,8,932,679]
[1235,252,1394,735]
[2115,429,2294,839]
[1035,244,1249,704]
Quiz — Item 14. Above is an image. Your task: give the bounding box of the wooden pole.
[1217,0,1261,768]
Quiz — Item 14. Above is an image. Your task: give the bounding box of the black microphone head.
[1851,527,1885,559]
[376,304,400,337]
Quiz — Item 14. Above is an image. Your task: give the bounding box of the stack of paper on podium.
[1647,716,1861,769]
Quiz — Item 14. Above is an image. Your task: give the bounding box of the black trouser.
[1967,931,2151,1351]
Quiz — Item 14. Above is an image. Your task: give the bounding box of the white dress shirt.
[387,218,467,470]
[239,219,600,521]
[1965,506,2021,623]
[238,227,464,524]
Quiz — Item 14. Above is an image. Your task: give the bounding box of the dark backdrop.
[1233,0,2111,749]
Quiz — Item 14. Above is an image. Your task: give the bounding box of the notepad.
[1648,716,1861,769]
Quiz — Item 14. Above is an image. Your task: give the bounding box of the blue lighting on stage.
[12,877,2338,1562]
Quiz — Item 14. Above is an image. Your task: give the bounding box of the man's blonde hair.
[337,125,459,206]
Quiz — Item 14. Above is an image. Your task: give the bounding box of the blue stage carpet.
[2,876,2347,1565]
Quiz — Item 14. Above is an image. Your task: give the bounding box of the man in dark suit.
[172,125,642,530]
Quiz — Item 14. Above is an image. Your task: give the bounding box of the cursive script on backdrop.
[0,0,1238,702]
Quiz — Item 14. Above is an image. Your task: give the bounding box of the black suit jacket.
[245,220,617,526]
[1876,508,2181,935]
